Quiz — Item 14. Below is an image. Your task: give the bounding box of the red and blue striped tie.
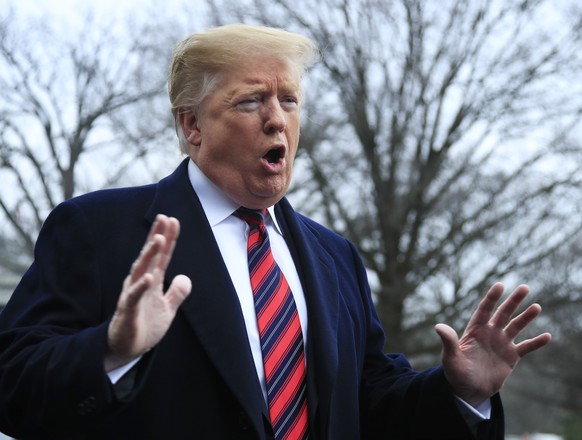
[236,207,309,440]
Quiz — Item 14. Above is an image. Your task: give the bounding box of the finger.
[465,282,505,327]
[165,274,192,311]
[140,215,172,269]
[129,234,165,283]
[490,284,530,328]
[504,302,542,339]
[120,272,155,309]
[515,332,552,358]
[156,217,181,272]
[434,323,460,359]
[147,214,170,241]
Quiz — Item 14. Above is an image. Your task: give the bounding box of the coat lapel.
[145,160,268,436]
[275,200,340,439]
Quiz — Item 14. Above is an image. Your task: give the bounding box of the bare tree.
[211,0,582,348]
[0,6,187,276]
[208,0,582,433]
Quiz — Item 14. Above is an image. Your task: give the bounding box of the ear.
[178,108,202,146]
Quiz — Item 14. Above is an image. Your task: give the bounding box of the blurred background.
[1,0,581,438]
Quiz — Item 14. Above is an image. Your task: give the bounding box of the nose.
[263,99,286,134]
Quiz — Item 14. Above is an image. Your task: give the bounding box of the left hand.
[435,283,551,407]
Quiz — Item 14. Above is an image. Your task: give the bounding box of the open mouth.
[264,147,284,164]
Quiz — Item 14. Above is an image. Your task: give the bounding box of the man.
[0,24,551,439]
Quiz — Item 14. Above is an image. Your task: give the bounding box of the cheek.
[288,118,301,142]
[288,134,300,159]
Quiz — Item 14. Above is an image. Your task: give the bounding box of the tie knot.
[235,207,267,227]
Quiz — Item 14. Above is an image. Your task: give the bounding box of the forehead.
[218,56,301,93]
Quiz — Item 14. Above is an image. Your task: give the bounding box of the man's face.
[181,56,302,209]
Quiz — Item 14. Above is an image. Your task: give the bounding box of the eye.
[280,96,299,109]
[236,95,262,110]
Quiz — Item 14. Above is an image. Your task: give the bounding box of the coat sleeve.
[0,200,126,439]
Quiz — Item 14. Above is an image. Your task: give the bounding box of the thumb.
[165,274,192,311]
[434,323,459,360]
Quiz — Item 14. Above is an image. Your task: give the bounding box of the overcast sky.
[5,0,205,27]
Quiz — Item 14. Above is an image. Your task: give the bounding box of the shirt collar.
[187,159,283,235]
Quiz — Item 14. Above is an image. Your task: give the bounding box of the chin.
[248,193,284,209]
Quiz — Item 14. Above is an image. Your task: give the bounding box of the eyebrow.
[237,79,300,96]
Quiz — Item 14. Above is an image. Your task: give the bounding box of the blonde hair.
[168,24,319,153]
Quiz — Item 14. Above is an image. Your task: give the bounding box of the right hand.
[105,214,192,372]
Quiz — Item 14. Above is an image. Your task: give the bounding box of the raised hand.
[434,283,552,407]
[105,214,192,372]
